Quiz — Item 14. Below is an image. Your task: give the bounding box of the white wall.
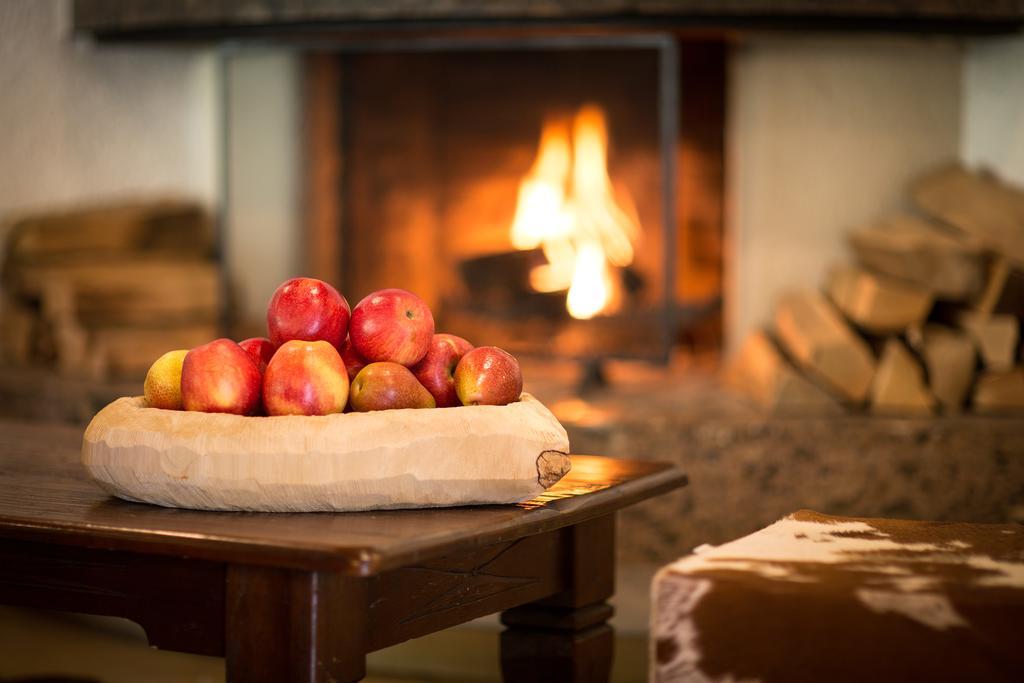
[0,0,218,219]
[725,34,963,353]
[0,1,301,327]
[962,34,1024,187]
[224,50,302,324]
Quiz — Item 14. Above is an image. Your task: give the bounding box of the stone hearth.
[523,357,1024,565]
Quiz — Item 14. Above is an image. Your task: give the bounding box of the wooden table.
[0,419,686,682]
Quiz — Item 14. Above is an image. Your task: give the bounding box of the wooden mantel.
[74,0,1024,40]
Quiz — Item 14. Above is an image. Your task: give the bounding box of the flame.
[510,118,573,251]
[509,104,639,319]
[567,242,612,319]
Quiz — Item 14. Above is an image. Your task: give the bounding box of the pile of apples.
[143,278,523,416]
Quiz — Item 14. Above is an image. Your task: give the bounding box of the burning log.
[457,248,647,321]
[457,249,566,318]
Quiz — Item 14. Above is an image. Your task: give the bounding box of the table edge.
[0,459,688,575]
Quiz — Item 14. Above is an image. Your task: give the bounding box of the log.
[909,325,976,413]
[0,295,35,365]
[826,264,933,334]
[39,280,92,378]
[6,259,221,327]
[847,213,984,299]
[973,255,1024,316]
[81,394,572,512]
[774,290,876,402]
[727,330,841,415]
[911,163,1024,264]
[972,368,1024,413]
[6,276,217,379]
[958,312,1020,372]
[91,325,220,378]
[458,249,567,318]
[3,200,213,264]
[1,202,222,380]
[869,338,935,416]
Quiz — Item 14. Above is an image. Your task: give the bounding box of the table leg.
[226,565,368,683]
[500,514,616,683]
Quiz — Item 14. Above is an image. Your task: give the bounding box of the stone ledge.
[523,361,1024,565]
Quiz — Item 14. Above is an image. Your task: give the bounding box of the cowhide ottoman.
[651,510,1024,682]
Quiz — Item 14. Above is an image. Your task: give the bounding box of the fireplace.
[301,37,726,365]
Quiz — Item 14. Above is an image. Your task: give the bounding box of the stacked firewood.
[1,201,221,379]
[731,163,1024,415]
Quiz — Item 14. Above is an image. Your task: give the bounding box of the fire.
[509,104,640,319]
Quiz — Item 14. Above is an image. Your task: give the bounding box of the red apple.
[338,336,368,382]
[349,288,435,366]
[412,333,474,408]
[262,340,349,416]
[181,338,262,415]
[239,337,275,373]
[349,362,435,411]
[454,346,523,406]
[267,277,350,349]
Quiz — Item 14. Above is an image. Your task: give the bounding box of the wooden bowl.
[82,393,570,512]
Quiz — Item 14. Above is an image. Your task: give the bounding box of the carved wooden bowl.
[81,393,570,512]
